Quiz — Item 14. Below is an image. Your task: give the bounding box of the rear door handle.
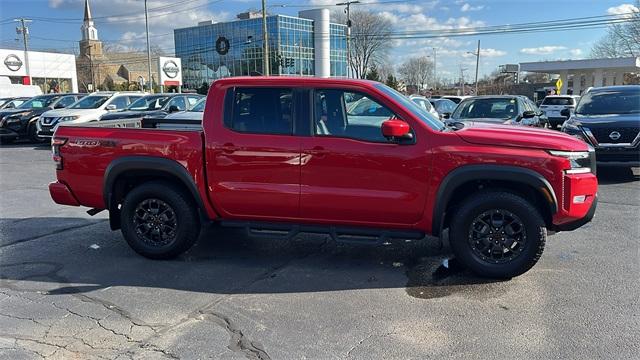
[221,143,235,153]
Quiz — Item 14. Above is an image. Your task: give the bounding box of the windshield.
[542,97,573,106]
[452,98,519,120]
[189,99,206,112]
[127,95,169,111]
[18,96,58,109]
[575,89,640,115]
[69,95,110,109]
[374,84,444,131]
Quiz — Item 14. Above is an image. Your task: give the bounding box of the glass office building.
[174,9,347,89]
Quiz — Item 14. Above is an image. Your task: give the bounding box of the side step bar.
[219,220,425,245]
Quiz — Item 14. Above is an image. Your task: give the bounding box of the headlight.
[59,116,79,122]
[548,149,593,174]
[561,118,581,132]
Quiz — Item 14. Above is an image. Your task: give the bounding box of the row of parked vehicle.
[0,92,205,144]
[406,86,639,168]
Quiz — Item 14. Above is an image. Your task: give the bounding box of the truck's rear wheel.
[449,191,546,278]
[120,181,200,259]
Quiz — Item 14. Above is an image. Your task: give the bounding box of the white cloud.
[480,48,506,57]
[569,48,583,57]
[607,3,639,17]
[460,3,485,12]
[520,46,567,55]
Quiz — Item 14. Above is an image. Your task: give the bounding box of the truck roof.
[213,76,380,89]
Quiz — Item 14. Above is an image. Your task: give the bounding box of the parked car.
[48,77,597,279]
[37,91,144,138]
[561,85,639,167]
[0,97,30,109]
[146,98,206,130]
[429,98,458,119]
[100,93,203,121]
[539,95,580,128]
[450,95,547,127]
[408,95,439,118]
[0,93,83,144]
[441,95,470,104]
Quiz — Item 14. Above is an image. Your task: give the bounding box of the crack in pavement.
[197,310,271,360]
[0,220,107,248]
[345,329,396,359]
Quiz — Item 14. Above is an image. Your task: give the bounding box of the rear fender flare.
[103,156,207,228]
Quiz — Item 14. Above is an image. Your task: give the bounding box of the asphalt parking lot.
[0,142,638,360]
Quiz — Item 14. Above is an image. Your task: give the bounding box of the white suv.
[37,91,144,138]
[539,95,580,129]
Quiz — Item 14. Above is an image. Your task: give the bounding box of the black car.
[561,85,639,167]
[0,94,83,144]
[0,97,30,110]
[450,95,548,127]
[99,93,204,121]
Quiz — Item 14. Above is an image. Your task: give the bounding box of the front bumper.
[551,172,598,232]
[0,128,18,138]
[553,195,597,232]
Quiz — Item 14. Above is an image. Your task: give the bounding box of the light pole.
[144,0,153,93]
[466,40,480,95]
[14,18,32,85]
[432,47,437,91]
[84,44,95,92]
[337,1,359,78]
[261,0,270,76]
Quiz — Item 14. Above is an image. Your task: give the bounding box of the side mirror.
[5,103,15,109]
[105,104,117,111]
[560,108,571,118]
[441,112,451,119]
[522,110,536,119]
[54,103,65,109]
[381,119,412,141]
[168,105,180,113]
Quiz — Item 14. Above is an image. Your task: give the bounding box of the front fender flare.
[431,164,558,236]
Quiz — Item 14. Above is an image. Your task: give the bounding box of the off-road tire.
[449,191,546,278]
[120,181,200,259]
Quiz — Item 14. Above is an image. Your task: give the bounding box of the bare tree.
[398,56,434,92]
[591,2,640,58]
[333,10,393,79]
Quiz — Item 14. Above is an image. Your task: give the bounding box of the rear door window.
[227,88,293,135]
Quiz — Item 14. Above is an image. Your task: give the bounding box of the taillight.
[52,137,67,170]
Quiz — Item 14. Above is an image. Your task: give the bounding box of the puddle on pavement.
[405,257,508,300]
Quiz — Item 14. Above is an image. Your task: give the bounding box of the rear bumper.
[49,181,80,206]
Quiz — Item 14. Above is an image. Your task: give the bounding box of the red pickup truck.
[49,77,597,278]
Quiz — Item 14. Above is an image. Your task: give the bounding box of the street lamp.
[337,1,360,78]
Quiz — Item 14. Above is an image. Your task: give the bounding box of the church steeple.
[81,0,98,41]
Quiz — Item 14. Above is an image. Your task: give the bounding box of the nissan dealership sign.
[158,56,182,86]
[4,54,23,72]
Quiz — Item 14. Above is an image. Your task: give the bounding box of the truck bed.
[53,122,206,210]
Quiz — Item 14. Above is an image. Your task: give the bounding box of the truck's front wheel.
[449,191,546,278]
[120,181,200,259]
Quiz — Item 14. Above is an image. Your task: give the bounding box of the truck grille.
[587,127,639,144]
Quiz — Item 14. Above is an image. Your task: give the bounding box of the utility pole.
[144,0,153,93]
[432,47,437,90]
[459,65,467,96]
[262,0,270,76]
[14,18,32,85]
[467,40,480,95]
[337,1,359,78]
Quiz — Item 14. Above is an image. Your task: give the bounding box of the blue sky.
[0,0,636,81]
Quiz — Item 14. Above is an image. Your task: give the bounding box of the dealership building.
[0,49,78,93]
[174,9,347,89]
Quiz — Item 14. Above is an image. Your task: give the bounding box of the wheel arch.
[103,156,208,230]
[431,165,557,236]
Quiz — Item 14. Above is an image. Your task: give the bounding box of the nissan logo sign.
[609,131,621,141]
[4,54,23,72]
[162,60,180,79]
